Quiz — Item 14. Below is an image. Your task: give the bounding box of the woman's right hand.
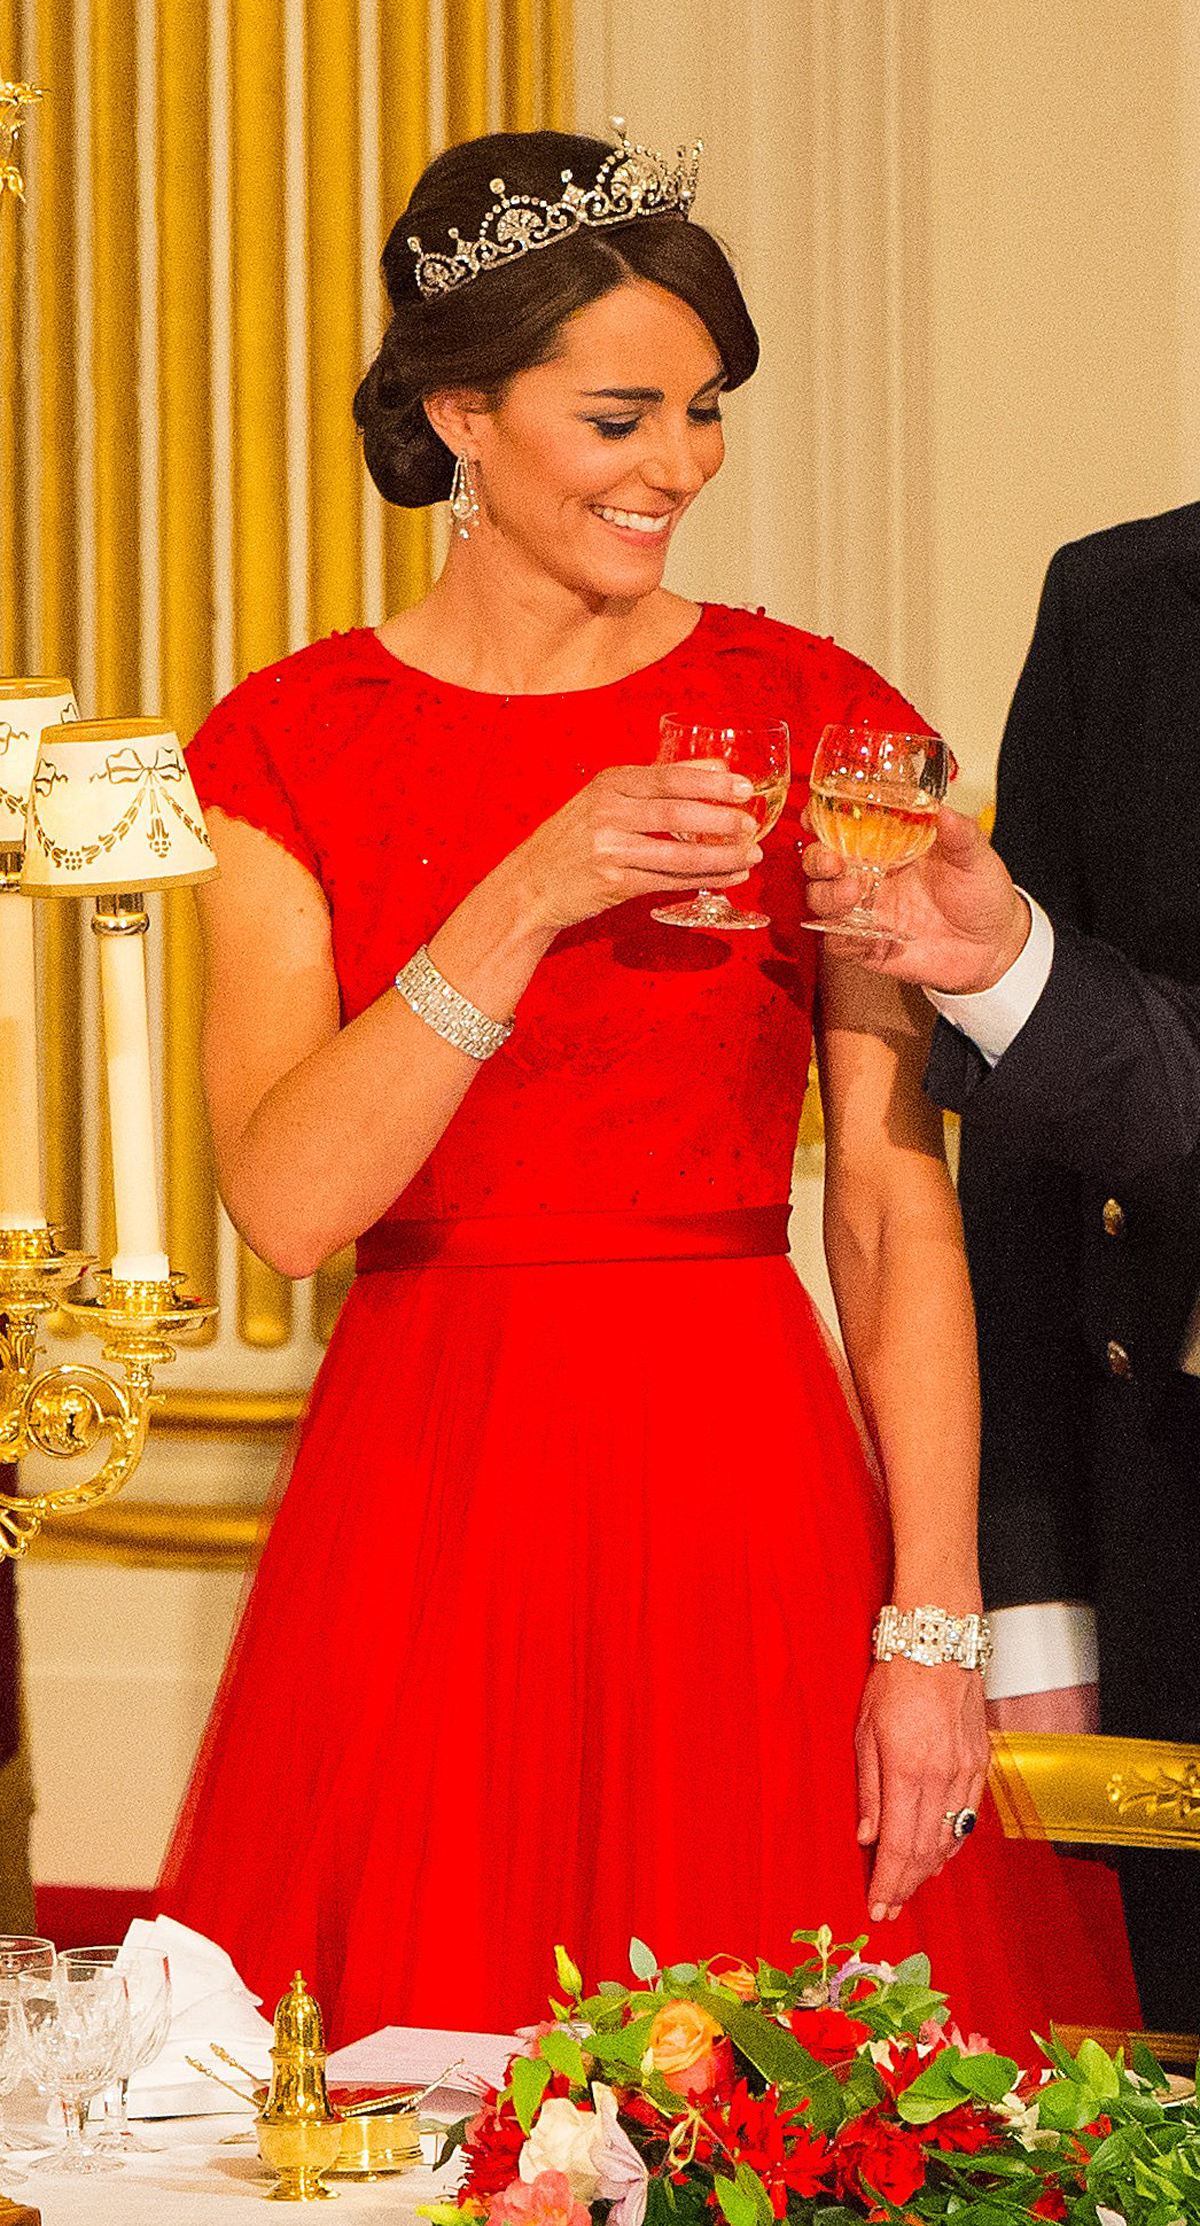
[505,760,763,932]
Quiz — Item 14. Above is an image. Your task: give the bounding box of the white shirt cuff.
[925,896,1055,1066]
[985,1600,1099,1700]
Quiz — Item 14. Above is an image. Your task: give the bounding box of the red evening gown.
[159,605,1138,2055]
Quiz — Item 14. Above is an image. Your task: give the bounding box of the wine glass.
[802,723,950,938]
[61,1944,170,2153]
[19,1961,131,2174]
[0,1938,54,2160]
[650,715,791,931]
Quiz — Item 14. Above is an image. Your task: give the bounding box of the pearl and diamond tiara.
[408,119,702,301]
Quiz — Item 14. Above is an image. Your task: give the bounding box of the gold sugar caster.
[257,1972,343,2202]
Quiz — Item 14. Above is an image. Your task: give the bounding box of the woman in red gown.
[159,125,1138,2054]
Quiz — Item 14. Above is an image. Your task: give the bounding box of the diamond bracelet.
[872,1604,993,1675]
[394,945,515,1062]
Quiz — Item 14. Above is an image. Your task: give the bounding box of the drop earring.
[449,453,479,539]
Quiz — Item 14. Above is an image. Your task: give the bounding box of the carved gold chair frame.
[991,1731,1200,2069]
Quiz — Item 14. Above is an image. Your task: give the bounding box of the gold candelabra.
[0,702,219,1558]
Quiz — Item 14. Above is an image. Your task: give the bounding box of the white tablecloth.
[4,2019,504,2225]
[10,2116,451,2222]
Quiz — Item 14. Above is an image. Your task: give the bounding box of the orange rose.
[707,1956,756,2002]
[645,2002,733,2099]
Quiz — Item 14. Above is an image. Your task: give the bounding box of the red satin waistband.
[355,1203,792,1272]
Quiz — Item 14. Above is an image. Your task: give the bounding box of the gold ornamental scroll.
[989,1730,1200,1853]
[379,0,432,621]
[159,0,217,1325]
[229,0,292,1349]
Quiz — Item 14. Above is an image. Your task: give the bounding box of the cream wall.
[579,0,1200,792]
[21,0,1200,1895]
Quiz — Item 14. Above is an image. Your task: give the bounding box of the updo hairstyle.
[353,130,760,508]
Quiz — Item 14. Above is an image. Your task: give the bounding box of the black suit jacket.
[924,503,1200,1741]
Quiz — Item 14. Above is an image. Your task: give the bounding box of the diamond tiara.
[408,119,702,301]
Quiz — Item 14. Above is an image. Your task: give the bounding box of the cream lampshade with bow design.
[23,716,217,1283]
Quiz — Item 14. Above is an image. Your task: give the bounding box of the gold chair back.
[989,1730,1200,2069]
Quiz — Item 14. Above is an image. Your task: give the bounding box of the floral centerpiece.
[423,1929,1200,2226]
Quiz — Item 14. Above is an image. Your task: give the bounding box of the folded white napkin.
[123,1915,274,2119]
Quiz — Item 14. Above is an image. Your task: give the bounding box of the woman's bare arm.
[197,761,759,1276]
[815,952,988,1924]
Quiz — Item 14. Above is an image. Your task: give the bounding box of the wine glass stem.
[858,867,884,913]
[62,2094,90,2155]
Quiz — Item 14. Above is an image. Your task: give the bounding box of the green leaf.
[554,1946,583,2000]
[596,1982,629,2001]
[432,2119,470,2173]
[418,2205,472,2223]
[538,2027,587,2086]
[890,1953,931,1986]
[714,2178,757,2226]
[1075,2037,1122,2102]
[663,1963,699,1986]
[733,2163,774,2226]
[951,2051,1020,2102]
[894,2051,966,2125]
[1132,2036,1171,2091]
[1034,2076,1094,2133]
[687,1991,813,2088]
[629,1937,659,1981]
[586,2014,657,2072]
[510,2053,551,2135]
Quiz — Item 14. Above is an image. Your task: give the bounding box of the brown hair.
[353,129,760,508]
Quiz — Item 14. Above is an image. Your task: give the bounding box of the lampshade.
[0,678,78,848]
[21,717,218,894]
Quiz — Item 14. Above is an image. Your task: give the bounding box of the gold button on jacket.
[1102,1198,1126,1238]
[1106,1339,1133,1379]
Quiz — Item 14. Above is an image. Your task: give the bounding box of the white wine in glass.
[651,715,791,931]
[803,723,949,938]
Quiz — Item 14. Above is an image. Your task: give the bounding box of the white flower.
[591,2084,649,2226]
[518,2098,601,2202]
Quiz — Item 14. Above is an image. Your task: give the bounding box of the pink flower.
[488,2172,592,2226]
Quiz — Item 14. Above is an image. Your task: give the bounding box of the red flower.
[924,2103,1004,2154]
[874,2036,946,2102]
[835,2109,927,2209]
[1029,2184,1067,2220]
[461,2088,526,2201]
[703,2081,834,2214]
[789,2004,872,2065]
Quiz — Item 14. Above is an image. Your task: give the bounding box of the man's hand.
[801,806,1032,992]
[987,1684,1102,1735]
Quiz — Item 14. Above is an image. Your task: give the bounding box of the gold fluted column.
[541,0,572,130]
[158,0,217,1325]
[230,0,293,1348]
[380,0,432,620]
[307,0,361,1340]
[0,0,25,672]
[91,0,141,716]
[306,0,361,640]
[502,0,536,130]
[31,5,78,689]
[445,0,489,148]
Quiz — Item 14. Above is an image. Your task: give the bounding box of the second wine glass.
[803,723,950,938]
[650,716,791,931]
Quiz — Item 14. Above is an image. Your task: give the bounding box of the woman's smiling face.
[431,277,727,603]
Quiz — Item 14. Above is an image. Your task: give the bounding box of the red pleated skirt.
[158,1252,1138,2056]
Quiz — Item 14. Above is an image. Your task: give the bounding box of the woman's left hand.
[853,1659,990,1922]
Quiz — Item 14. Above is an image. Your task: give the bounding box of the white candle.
[97,926,170,1284]
[0,888,46,1229]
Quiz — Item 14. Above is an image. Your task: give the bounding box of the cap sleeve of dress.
[186,692,320,881]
